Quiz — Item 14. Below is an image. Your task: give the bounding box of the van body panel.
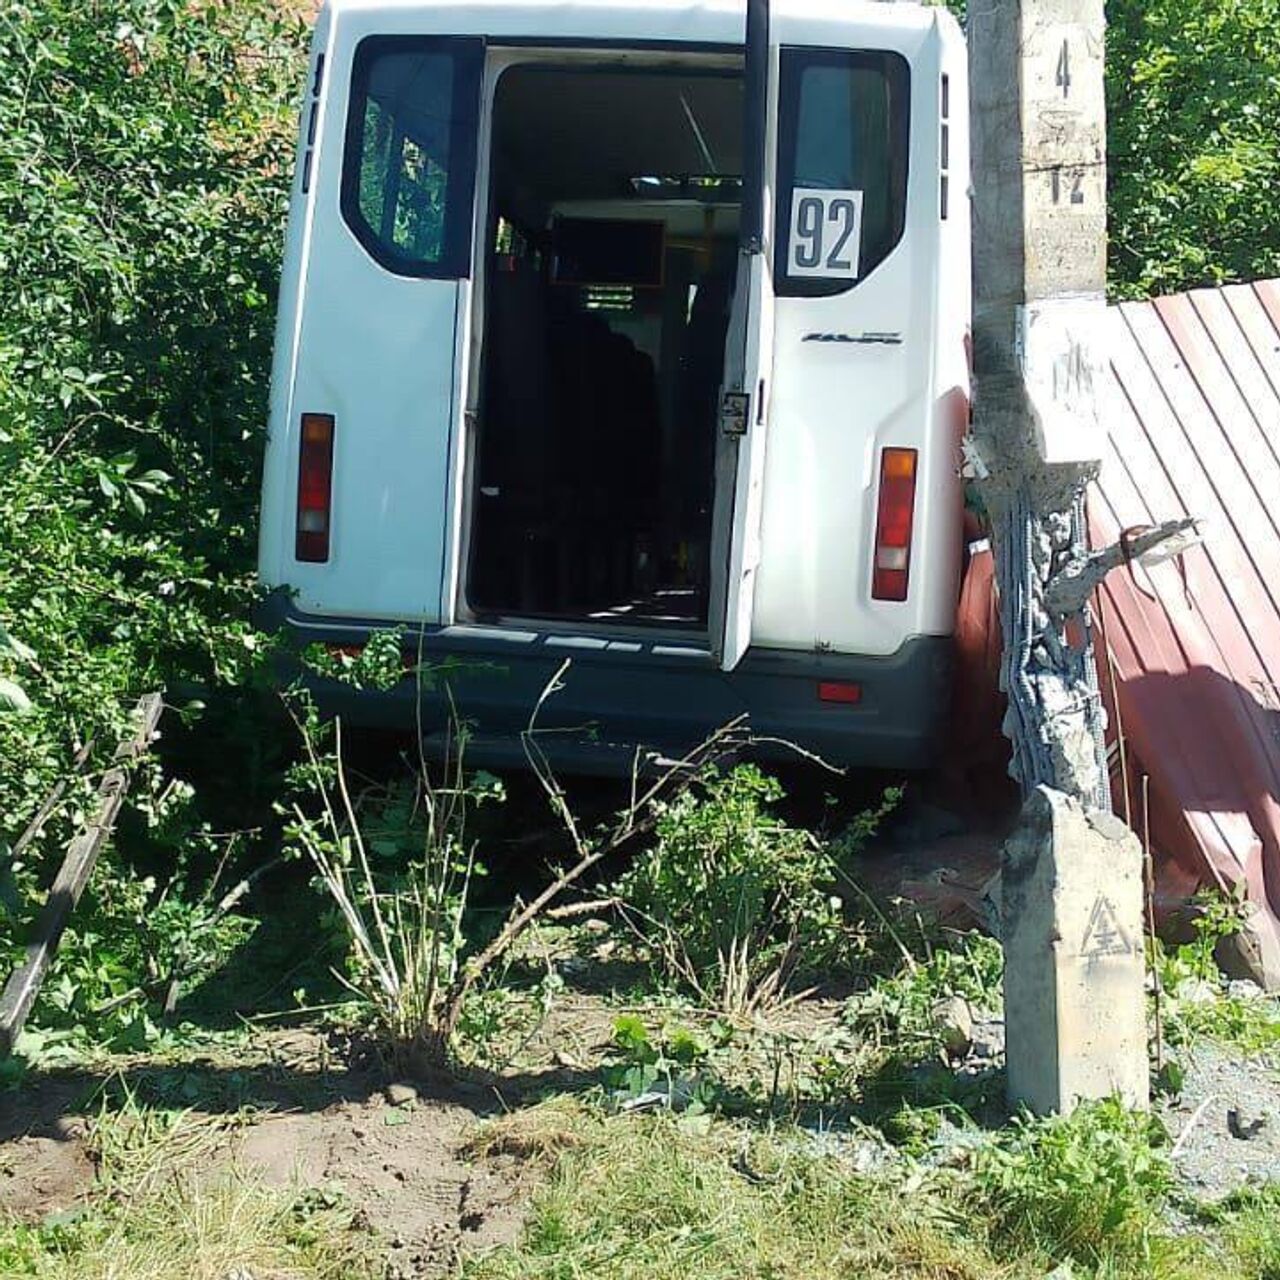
[259,14,332,594]
[261,24,484,623]
[315,0,939,49]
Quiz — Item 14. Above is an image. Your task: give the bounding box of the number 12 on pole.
[787,187,864,280]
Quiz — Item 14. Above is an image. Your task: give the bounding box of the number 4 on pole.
[1056,38,1071,98]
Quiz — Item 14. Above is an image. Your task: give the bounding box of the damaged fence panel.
[1092,282,1280,989]
[0,692,164,1057]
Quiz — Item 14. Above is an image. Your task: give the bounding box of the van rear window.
[341,37,483,278]
[775,49,910,296]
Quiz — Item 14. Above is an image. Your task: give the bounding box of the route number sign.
[786,187,864,281]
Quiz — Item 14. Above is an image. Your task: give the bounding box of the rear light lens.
[296,413,334,562]
[872,447,918,602]
[818,680,862,705]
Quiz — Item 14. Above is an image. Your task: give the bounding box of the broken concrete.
[1002,788,1149,1114]
[968,0,1115,810]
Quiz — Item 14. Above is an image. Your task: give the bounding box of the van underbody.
[260,591,952,771]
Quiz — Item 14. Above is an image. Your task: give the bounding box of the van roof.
[320,0,945,46]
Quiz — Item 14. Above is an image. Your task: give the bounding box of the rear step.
[419,729,744,778]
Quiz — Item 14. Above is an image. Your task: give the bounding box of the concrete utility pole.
[967,0,1191,1114]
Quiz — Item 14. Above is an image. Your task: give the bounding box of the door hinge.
[719,391,750,437]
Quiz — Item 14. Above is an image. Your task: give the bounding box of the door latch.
[719,391,750,437]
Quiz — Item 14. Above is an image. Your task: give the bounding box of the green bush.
[1107,0,1280,296]
[0,0,306,1039]
[616,765,849,1014]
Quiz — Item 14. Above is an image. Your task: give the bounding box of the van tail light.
[872,447,918,602]
[818,680,862,705]
[296,413,334,563]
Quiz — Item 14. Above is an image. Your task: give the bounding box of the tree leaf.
[0,623,35,664]
[0,677,33,715]
[0,843,19,919]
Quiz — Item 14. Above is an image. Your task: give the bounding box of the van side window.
[341,37,483,278]
[774,50,910,296]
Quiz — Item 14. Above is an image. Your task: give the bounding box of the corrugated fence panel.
[1092,280,1280,984]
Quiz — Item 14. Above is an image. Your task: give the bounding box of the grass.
[973,1098,1178,1274]
[460,1092,1280,1280]
[463,1103,1003,1280]
[0,1099,377,1280]
[5,1081,1278,1280]
[1196,1185,1280,1277]
[1165,989,1280,1056]
[4,921,1280,1280]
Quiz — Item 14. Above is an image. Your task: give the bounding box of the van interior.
[465,64,744,630]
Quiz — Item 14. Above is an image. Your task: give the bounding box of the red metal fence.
[1092,280,1280,985]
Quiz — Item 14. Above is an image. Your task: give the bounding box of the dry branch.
[1045,517,1201,618]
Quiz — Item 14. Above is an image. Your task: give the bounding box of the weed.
[972,1097,1174,1272]
[1158,887,1250,988]
[855,1056,998,1153]
[1166,987,1280,1055]
[1152,887,1280,1056]
[615,765,854,1014]
[286,676,742,1067]
[846,930,1004,1056]
[601,1013,721,1117]
[284,711,503,1069]
[454,967,566,1073]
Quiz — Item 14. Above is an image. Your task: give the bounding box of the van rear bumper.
[256,592,953,772]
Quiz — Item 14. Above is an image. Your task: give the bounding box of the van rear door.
[277,34,483,623]
[711,0,777,671]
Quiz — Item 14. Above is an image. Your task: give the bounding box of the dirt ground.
[4,988,1280,1277]
[1162,1041,1280,1200]
[0,1030,544,1278]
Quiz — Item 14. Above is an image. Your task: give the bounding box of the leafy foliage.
[1152,889,1280,1056]
[0,0,305,1034]
[616,766,853,1014]
[600,1013,720,1124]
[845,929,1004,1055]
[974,1098,1174,1272]
[1107,0,1280,296]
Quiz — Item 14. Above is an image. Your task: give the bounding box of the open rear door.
[711,0,778,670]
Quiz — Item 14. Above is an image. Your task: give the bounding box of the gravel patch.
[1158,1042,1280,1200]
